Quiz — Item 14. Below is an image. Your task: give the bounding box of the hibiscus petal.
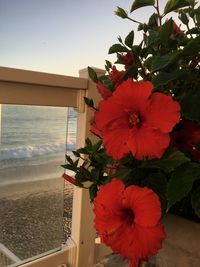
[95,98,128,130]
[113,79,153,115]
[128,223,166,259]
[94,178,124,208]
[123,185,161,227]
[103,128,130,160]
[94,179,125,235]
[147,92,180,133]
[128,126,170,160]
[108,221,165,260]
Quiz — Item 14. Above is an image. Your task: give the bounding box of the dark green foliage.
[125,31,134,48]
[167,162,200,210]
[88,67,98,83]
[62,0,200,220]
[108,44,129,54]
[131,0,155,12]
[164,0,190,14]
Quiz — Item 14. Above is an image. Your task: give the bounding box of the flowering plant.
[63,0,200,266]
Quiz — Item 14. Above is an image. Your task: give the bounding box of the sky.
[0,0,173,77]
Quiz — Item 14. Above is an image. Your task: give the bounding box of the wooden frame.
[0,66,108,267]
[0,67,87,111]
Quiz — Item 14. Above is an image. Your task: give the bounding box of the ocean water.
[0,105,77,184]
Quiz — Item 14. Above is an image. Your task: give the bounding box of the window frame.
[0,66,109,267]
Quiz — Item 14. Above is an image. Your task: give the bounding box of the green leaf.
[181,95,200,124]
[146,30,159,47]
[148,13,159,27]
[164,0,190,14]
[89,184,98,202]
[65,155,74,165]
[92,140,102,152]
[72,150,80,157]
[105,60,112,69]
[159,18,173,44]
[114,167,133,181]
[196,13,200,25]
[150,52,178,72]
[79,166,93,181]
[181,36,200,57]
[186,27,200,34]
[108,44,129,54]
[88,67,98,83]
[143,149,190,172]
[144,173,167,201]
[178,11,189,25]
[143,57,153,71]
[75,171,90,183]
[86,138,93,149]
[77,147,89,154]
[123,65,138,80]
[84,97,94,108]
[61,164,77,172]
[191,186,200,218]
[125,31,134,48]
[99,75,114,91]
[152,69,187,87]
[157,150,190,173]
[131,0,155,12]
[167,162,200,210]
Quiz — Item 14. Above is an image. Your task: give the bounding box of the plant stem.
[127,17,141,24]
[154,0,162,26]
[186,24,194,39]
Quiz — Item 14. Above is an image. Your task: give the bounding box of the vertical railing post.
[0,104,1,145]
[71,67,105,267]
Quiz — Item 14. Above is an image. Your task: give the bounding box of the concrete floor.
[93,254,155,267]
[93,253,129,267]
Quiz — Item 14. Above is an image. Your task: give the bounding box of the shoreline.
[0,177,65,199]
[0,160,65,186]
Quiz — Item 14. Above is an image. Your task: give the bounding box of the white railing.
[0,66,109,267]
[0,243,21,266]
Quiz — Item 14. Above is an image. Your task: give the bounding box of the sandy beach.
[0,176,73,262]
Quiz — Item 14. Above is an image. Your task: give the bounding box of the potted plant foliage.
[63,0,200,266]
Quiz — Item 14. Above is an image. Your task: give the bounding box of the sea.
[0,104,77,185]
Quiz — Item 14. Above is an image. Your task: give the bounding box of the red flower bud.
[172,21,183,36]
[62,173,76,185]
[121,52,135,67]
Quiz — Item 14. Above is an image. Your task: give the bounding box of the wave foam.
[0,142,75,160]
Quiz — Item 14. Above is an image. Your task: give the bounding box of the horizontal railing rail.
[0,67,88,111]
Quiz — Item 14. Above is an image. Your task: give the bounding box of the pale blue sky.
[0,0,171,77]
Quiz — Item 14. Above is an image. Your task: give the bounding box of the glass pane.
[0,105,77,266]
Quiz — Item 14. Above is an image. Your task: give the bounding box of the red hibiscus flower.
[94,79,180,160]
[94,178,166,267]
[171,120,200,161]
[97,81,112,100]
[109,66,124,87]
